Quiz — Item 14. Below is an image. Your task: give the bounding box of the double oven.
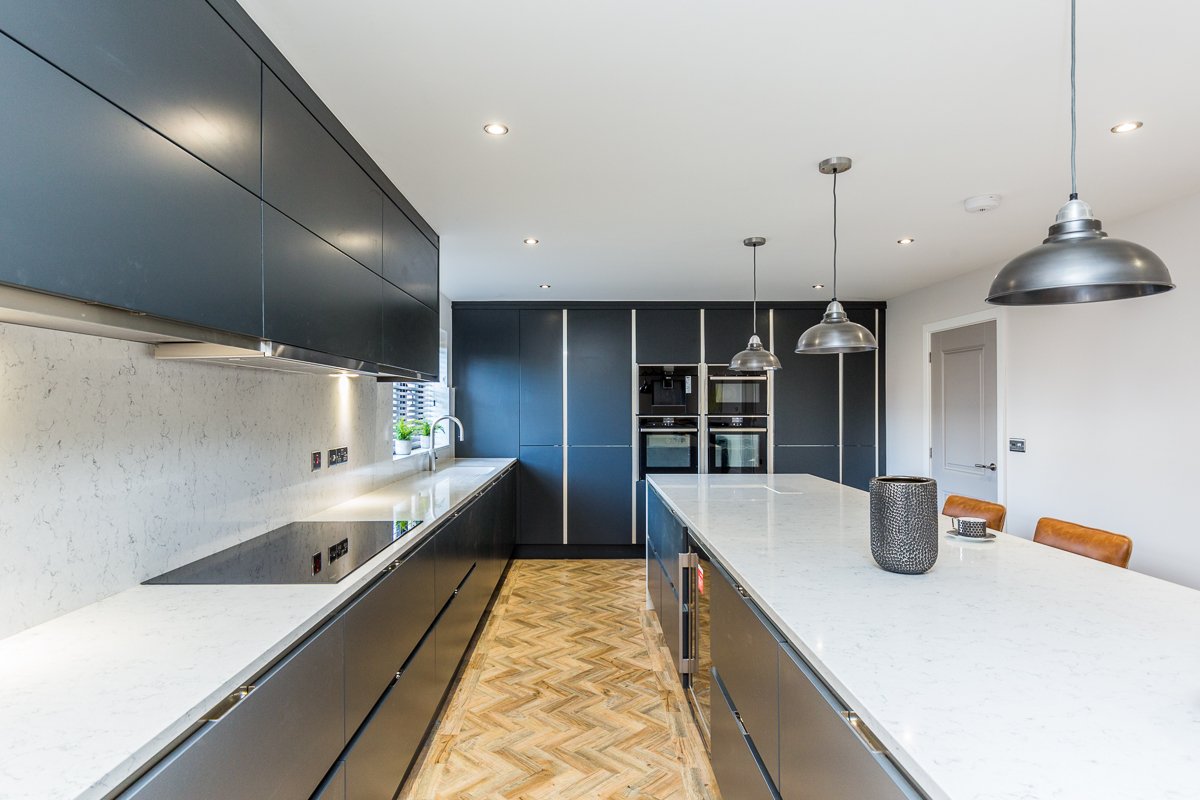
[706,370,768,474]
[638,366,700,480]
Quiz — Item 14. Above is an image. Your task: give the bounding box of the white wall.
[887,192,1200,588]
[0,295,452,639]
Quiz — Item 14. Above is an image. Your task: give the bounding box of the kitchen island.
[0,458,515,800]
[649,473,1200,800]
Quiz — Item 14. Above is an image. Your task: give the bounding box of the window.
[392,330,451,449]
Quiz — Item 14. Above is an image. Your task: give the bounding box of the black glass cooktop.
[144,519,423,585]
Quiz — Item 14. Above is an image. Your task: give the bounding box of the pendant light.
[729,237,782,372]
[986,0,1174,304]
[795,157,878,355]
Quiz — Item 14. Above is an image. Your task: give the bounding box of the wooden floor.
[399,559,720,800]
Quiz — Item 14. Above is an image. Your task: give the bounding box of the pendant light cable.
[1069,0,1077,200]
[751,243,758,335]
[832,168,839,300]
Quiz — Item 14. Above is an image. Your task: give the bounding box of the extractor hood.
[0,284,430,380]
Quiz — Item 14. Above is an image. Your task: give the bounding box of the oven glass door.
[708,430,767,473]
[708,379,767,416]
[640,431,698,477]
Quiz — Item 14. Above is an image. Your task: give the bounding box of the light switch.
[1009,438,1026,453]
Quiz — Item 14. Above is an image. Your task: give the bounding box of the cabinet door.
[711,568,780,786]
[0,0,262,193]
[779,645,918,799]
[567,309,633,446]
[434,568,482,689]
[658,562,682,673]
[434,508,474,609]
[773,446,839,482]
[518,446,563,545]
[636,479,647,546]
[121,620,345,800]
[703,307,770,367]
[647,486,685,563]
[263,206,383,363]
[343,536,436,737]
[453,309,520,457]
[382,281,439,377]
[383,200,438,310]
[842,445,878,491]
[636,308,700,364]
[711,672,780,800]
[566,446,633,546]
[520,309,564,446]
[0,35,262,337]
[842,307,881,447]
[772,309,839,446]
[262,69,382,272]
[344,639,439,800]
[313,762,345,800]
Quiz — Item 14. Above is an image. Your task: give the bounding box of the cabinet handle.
[735,584,750,598]
[843,712,886,754]
[202,684,255,722]
[733,709,750,737]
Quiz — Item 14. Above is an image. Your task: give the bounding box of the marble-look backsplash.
[0,322,434,638]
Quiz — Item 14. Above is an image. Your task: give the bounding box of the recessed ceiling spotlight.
[812,283,825,290]
[897,237,915,245]
[1110,120,1143,134]
[538,283,551,289]
[523,237,539,245]
[483,122,509,135]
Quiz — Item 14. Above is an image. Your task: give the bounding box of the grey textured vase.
[869,476,938,574]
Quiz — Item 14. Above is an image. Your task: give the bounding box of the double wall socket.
[328,446,349,466]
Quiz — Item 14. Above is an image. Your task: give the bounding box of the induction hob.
[144,519,423,585]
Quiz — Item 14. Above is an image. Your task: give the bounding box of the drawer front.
[313,761,345,800]
[659,564,681,672]
[344,536,436,736]
[778,645,919,800]
[434,568,483,690]
[435,504,476,608]
[711,568,780,784]
[345,639,439,800]
[647,488,684,560]
[711,671,780,800]
[122,619,345,800]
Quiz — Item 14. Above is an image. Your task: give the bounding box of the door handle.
[974,463,997,471]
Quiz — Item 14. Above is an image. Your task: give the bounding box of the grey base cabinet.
[344,639,439,800]
[313,762,345,800]
[121,619,346,800]
[711,673,780,800]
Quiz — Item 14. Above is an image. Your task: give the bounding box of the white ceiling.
[238,0,1200,302]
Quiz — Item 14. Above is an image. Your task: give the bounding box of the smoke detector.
[964,194,1002,213]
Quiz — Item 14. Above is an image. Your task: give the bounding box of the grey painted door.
[931,321,998,507]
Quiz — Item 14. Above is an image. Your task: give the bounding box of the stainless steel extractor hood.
[0,284,431,380]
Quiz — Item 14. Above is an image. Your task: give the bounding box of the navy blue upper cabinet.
[262,69,383,273]
[0,1,262,193]
[383,201,438,311]
[771,308,839,446]
[263,206,382,364]
[704,307,771,366]
[567,309,633,446]
[520,309,564,446]
[382,283,438,377]
[635,308,700,364]
[453,309,520,458]
[0,34,262,337]
[842,307,881,447]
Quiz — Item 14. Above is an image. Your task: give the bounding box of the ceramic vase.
[869,476,938,574]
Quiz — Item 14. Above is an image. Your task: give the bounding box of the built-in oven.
[707,371,768,416]
[707,417,768,474]
[638,416,699,479]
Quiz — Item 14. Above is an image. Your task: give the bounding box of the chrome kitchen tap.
[427,415,465,472]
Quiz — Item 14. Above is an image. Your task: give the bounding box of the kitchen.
[1,1,1198,799]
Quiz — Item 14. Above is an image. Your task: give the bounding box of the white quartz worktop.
[0,458,514,800]
[649,474,1200,800]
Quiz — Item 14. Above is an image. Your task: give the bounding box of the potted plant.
[417,420,444,450]
[394,419,417,455]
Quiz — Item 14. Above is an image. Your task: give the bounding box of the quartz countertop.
[649,473,1200,800]
[0,458,514,800]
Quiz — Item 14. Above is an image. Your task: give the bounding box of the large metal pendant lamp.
[729,236,782,372]
[986,0,1174,304]
[795,157,878,355]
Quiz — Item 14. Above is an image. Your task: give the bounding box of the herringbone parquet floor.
[399,559,720,800]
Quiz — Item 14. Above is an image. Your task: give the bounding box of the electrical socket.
[311,451,322,471]
[328,446,349,466]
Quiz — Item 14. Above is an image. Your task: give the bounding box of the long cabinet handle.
[843,711,887,754]
[202,684,255,722]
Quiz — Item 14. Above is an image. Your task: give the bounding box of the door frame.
[922,309,1008,507]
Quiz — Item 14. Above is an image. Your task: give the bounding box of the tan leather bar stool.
[941,495,1007,532]
[1033,517,1133,568]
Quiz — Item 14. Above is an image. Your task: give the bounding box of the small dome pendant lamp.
[986,0,1174,305]
[729,237,782,372]
[795,157,878,355]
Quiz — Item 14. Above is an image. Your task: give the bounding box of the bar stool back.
[941,495,1007,531]
[1033,517,1132,568]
